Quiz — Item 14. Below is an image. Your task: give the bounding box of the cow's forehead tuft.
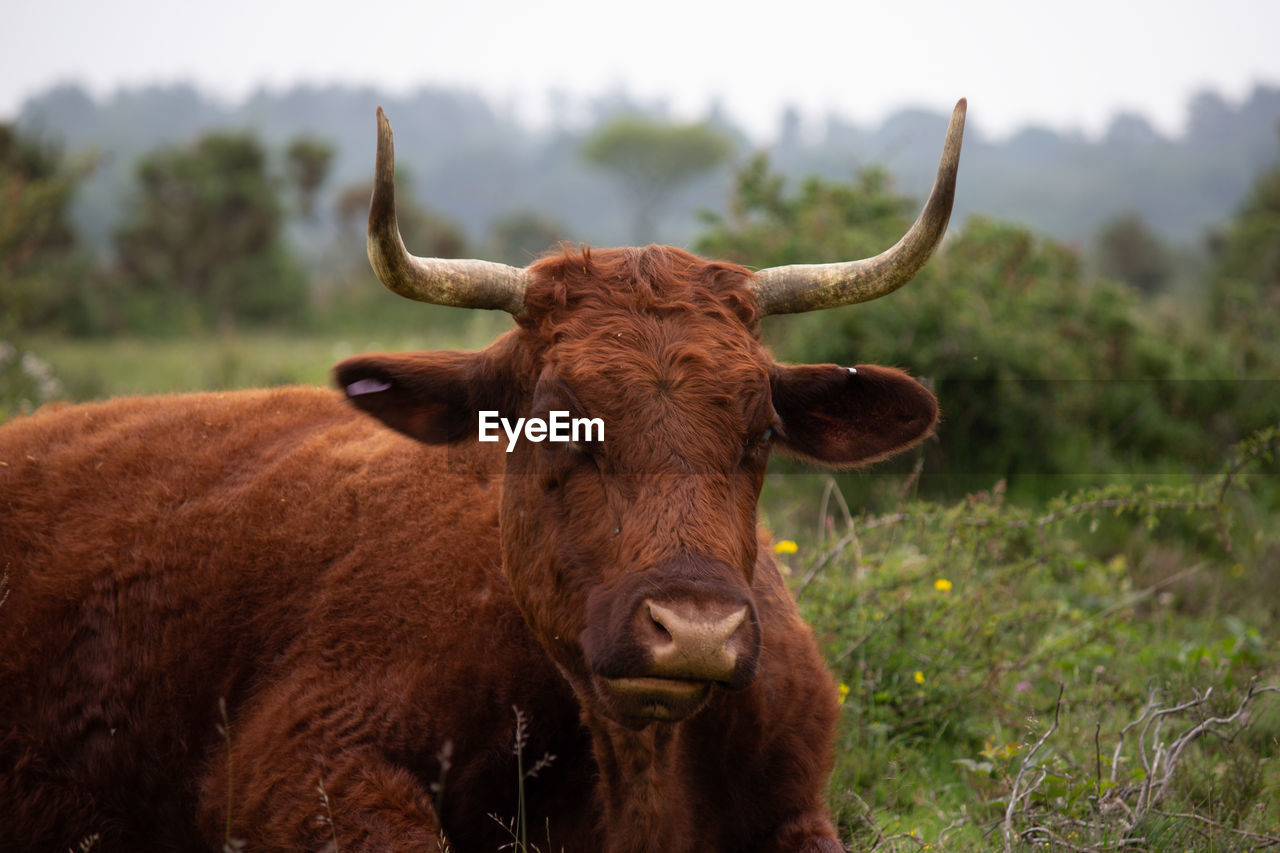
[553,315,769,395]
[522,245,762,335]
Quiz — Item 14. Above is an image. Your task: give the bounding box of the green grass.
[774,430,1280,850]
[19,321,505,403]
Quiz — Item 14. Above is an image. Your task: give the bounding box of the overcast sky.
[4,0,1278,140]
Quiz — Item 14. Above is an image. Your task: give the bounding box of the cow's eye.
[568,437,602,457]
[744,427,773,462]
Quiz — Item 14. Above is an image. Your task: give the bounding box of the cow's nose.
[640,599,752,683]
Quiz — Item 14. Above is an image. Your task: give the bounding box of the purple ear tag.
[346,378,393,396]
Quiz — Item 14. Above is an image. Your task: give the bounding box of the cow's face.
[336,246,938,726]
[339,100,961,725]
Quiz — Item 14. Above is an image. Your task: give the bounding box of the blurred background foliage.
[111,132,308,331]
[3,82,1280,500]
[0,124,96,334]
[4,81,1280,496]
[702,151,1280,502]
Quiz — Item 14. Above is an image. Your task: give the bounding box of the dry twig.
[1004,683,1064,853]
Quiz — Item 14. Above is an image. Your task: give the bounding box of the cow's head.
[336,103,964,727]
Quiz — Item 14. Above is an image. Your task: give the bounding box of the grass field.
[19,323,504,403]
[6,331,1279,850]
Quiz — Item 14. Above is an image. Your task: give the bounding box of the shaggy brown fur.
[0,245,937,852]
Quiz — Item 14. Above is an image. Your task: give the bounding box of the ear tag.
[846,367,858,375]
[346,378,393,396]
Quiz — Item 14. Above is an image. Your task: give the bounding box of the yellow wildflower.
[981,740,1022,760]
[837,682,850,704]
[913,670,926,685]
[774,539,798,555]
[934,578,952,592]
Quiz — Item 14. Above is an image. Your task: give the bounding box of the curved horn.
[367,107,529,316]
[750,98,966,315]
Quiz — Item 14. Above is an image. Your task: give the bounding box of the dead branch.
[1004,683,1064,853]
[1151,809,1280,848]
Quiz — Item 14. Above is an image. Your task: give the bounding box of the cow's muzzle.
[583,564,761,724]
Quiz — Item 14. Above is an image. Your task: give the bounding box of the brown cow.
[0,100,965,852]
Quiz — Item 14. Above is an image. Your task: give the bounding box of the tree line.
[14,81,1280,252]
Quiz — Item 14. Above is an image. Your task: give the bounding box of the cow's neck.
[586,714,698,853]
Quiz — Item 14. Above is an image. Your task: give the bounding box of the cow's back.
[0,388,566,850]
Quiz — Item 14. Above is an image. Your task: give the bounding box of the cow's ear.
[771,363,938,468]
[333,350,511,444]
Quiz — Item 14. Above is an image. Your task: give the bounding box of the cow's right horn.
[367,107,529,317]
[749,98,966,316]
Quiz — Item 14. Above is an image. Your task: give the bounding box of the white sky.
[3,0,1278,140]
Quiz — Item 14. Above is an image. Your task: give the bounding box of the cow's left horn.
[367,107,529,316]
[750,98,966,315]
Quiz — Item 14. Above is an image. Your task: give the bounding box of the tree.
[581,117,733,244]
[1095,213,1172,294]
[0,125,76,281]
[0,124,97,333]
[334,178,467,260]
[697,153,913,267]
[486,211,566,265]
[285,136,335,220]
[112,132,307,330]
[1208,137,1280,368]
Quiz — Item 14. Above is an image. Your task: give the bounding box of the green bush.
[1209,148,1280,371]
[701,157,1280,502]
[111,132,308,333]
[0,124,100,335]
